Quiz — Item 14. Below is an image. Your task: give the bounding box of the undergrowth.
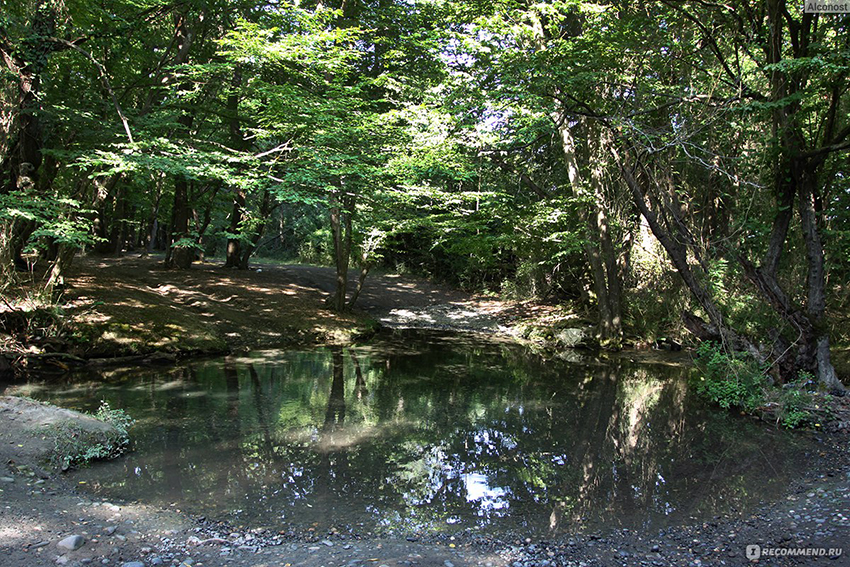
[48,400,135,471]
[693,342,832,429]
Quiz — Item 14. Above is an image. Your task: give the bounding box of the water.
[8,332,810,536]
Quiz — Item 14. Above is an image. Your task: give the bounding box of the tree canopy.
[2,0,849,392]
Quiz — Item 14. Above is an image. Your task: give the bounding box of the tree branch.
[47,38,134,144]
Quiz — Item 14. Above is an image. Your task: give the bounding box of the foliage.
[694,343,835,429]
[1,0,848,389]
[48,400,135,471]
[693,342,766,413]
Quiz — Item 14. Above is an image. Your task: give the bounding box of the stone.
[554,327,594,348]
[57,535,85,551]
[444,561,455,567]
[122,563,145,567]
[0,476,14,482]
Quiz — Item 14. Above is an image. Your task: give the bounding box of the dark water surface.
[9,333,810,537]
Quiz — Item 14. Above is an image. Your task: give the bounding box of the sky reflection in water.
[11,333,810,536]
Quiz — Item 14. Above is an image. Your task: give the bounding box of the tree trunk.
[0,221,16,288]
[329,190,354,312]
[556,118,622,345]
[237,189,272,270]
[347,258,370,309]
[168,175,193,269]
[610,145,760,359]
[225,189,245,268]
[43,243,76,295]
[225,67,247,268]
[589,127,623,343]
[798,174,844,393]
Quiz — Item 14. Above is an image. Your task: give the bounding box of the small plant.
[49,400,135,471]
[772,375,833,429]
[778,388,812,428]
[94,400,135,433]
[693,341,766,412]
[694,344,835,429]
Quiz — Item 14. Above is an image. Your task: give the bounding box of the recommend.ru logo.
[745,544,843,561]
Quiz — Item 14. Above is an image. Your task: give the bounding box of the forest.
[2,2,850,565]
[1,0,849,396]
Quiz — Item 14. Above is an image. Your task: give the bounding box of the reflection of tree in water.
[351,349,369,400]
[558,364,682,531]
[54,339,809,535]
[324,346,346,428]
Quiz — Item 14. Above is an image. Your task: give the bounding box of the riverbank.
[2,255,850,567]
[1,255,597,375]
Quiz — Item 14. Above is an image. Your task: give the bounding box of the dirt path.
[52,256,568,359]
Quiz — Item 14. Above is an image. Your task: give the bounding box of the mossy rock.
[553,327,598,349]
[0,396,131,471]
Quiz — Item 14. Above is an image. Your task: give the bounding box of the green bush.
[778,388,813,429]
[693,344,834,429]
[50,400,135,471]
[693,342,766,412]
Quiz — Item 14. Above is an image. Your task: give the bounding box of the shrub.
[693,341,766,412]
[693,343,834,429]
[50,400,135,471]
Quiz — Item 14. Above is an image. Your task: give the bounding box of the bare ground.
[3,254,584,371]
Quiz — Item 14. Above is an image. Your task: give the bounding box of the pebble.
[322,539,334,546]
[444,561,455,567]
[122,563,145,567]
[56,557,69,565]
[0,476,14,482]
[57,535,85,551]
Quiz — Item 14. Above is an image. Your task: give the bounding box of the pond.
[7,332,810,538]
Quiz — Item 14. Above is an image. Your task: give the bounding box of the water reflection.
[6,333,808,536]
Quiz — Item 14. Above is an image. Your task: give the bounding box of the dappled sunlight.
[0,519,51,548]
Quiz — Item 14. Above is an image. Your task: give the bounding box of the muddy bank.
[1,256,379,374]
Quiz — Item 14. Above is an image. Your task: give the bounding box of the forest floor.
[3,254,588,372]
[2,254,850,567]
